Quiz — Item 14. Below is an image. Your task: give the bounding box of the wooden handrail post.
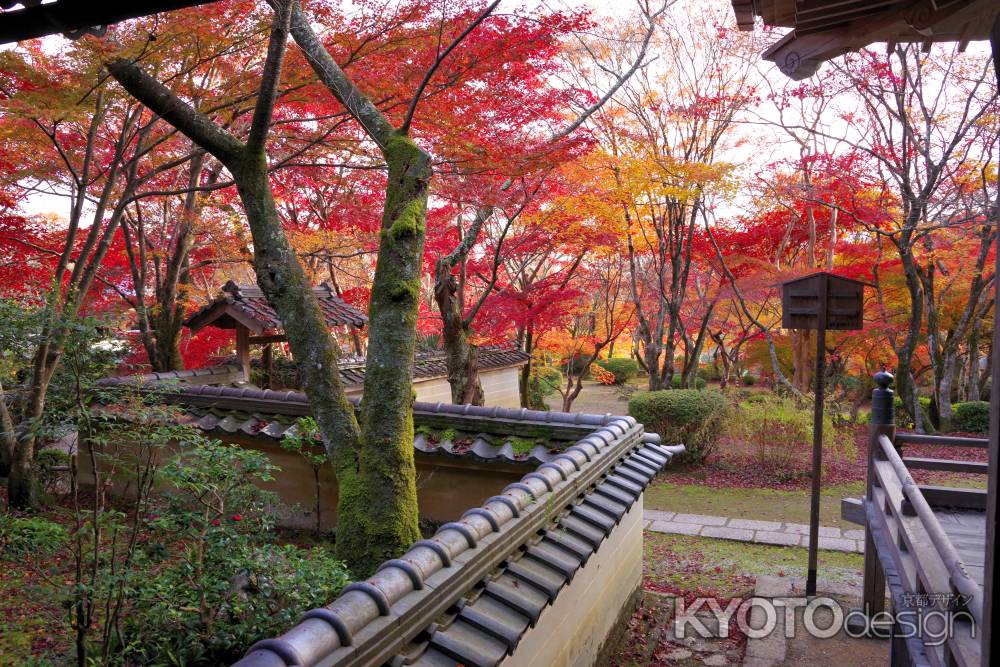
[862,369,895,619]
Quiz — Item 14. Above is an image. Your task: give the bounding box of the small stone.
[666,648,693,660]
[728,518,783,531]
[673,513,729,526]
[702,654,728,666]
[701,526,755,541]
[649,520,702,536]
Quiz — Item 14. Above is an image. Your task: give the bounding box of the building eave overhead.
[731,0,1000,79]
[0,0,220,44]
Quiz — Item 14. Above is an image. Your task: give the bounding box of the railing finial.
[871,369,895,426]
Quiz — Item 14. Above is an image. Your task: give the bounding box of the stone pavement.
[643,510,865,554]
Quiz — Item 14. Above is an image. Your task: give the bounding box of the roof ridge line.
[234,417,680,667]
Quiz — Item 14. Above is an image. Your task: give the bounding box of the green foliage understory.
[1,306,350,666]
[2,434,350,666]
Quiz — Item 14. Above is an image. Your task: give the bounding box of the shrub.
[124,543,349,664]
[595,357,639,384]
[34,447,70,497]
[593,367,617,385]
[629,389,727,462]
[0,515,67,557]
[740,373,757,386]
[116,438,352,664]
[698,366,722,382]
[953,401,990,433]
[733,398,856,474]
[527,365,562,410]
[670,375,707,390]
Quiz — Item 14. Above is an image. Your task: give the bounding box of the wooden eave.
[184,301,268,336]
[732,0,1000,79]
[0,0,219,44]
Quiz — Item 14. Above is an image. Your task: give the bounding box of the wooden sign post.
[781,272,865,596]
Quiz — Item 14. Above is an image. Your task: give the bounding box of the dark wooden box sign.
[780,272,864,331]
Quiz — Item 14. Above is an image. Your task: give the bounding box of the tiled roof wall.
[233,415,682,667]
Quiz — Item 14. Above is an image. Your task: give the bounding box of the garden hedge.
[596,357,639,384]
[670,375,707,390]
[953,401,989,433]
[628,388,727,462]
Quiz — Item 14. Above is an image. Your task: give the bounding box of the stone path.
[643,510,865,554]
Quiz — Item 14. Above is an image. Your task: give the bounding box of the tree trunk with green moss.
[337,134,429,565]
[107,0,507,573]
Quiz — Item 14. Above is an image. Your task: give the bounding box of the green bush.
[118,438,351,664]
[670,375,707,390]
[0,515,67,557]
[733,398,854,477]
[698,366,722,382]
[124,543,349,664]
[953,401,990,433]
[629,389,727,462]
[34,447,70,497]
[527,365,563,410]
[596,357,639,384]
[740,373,757,386]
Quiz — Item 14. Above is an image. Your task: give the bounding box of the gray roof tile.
[186,281,367,333]
[234,426,683,667]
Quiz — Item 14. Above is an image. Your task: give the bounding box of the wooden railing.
[860,371,985,667]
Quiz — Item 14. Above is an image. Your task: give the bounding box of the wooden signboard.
[780,272,866,597]
[781,272,865,331]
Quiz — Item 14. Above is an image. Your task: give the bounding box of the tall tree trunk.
[969,321,982,402]
[0,379,14,478]
[433,270,484,405]
[8,362,56,508]
[894,242,924,425]
[340,133,428,565]
[792,330,812,393]
[149,154,208,371]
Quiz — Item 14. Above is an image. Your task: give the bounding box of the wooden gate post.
[862,369,895,620]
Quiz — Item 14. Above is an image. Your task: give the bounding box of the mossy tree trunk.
[109,1,499,573]
[338,134,429,564]
[107,6,381,573]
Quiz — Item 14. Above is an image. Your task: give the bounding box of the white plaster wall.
[479,366,522,408]
[507,495,644,667]
[354,367,524,408]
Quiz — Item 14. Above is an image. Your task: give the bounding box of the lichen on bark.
[334,132,430,571]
